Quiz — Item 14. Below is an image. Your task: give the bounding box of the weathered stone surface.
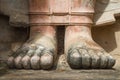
[0,0,29,27]
[1,0,120,27]
[92,17,120,70]
[0,0,120,79]
[0,15,28,61]
[0,15,28,42]
[0,23,120,79]
[0,69,120,80]
[94,0,120,26]
[29,0,94,26]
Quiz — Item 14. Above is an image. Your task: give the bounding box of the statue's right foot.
[7,26,57,70]
[65,26,116,69]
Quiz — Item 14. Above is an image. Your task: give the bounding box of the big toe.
[41,53,53,70]
[67,50,82,69]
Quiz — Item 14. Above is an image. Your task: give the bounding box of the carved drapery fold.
[29,0,95,26]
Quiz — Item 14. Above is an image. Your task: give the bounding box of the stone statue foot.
[65,26,116,69]
[67,44,115,69]
[7,26,57,70]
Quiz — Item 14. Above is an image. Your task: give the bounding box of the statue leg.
[65,0,115,69]
[7,26,57,70]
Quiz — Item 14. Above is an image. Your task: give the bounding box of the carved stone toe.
[21,55,31,69]
[67,50,81,69]
[30,55,40,70]
[7,43,55,70]
[14,56,23,69]
[67,47,116,69]
[41,53,54,70]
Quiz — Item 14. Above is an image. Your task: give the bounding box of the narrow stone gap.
[57,26,65,55]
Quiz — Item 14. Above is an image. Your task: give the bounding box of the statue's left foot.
[67,45,115,69]
[65,26,116,69]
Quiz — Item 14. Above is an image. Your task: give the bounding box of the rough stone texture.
[0,15,28,62]
[29,0,94,26]
[1,0,120,79]
[1,0,120,27]
[92,17,120,70]
[0,17,120,80]
[1,9,120,80]
[0,70,120,80]
[94,0,120,26]
[1,16,120,79]
[0,0,29,27]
